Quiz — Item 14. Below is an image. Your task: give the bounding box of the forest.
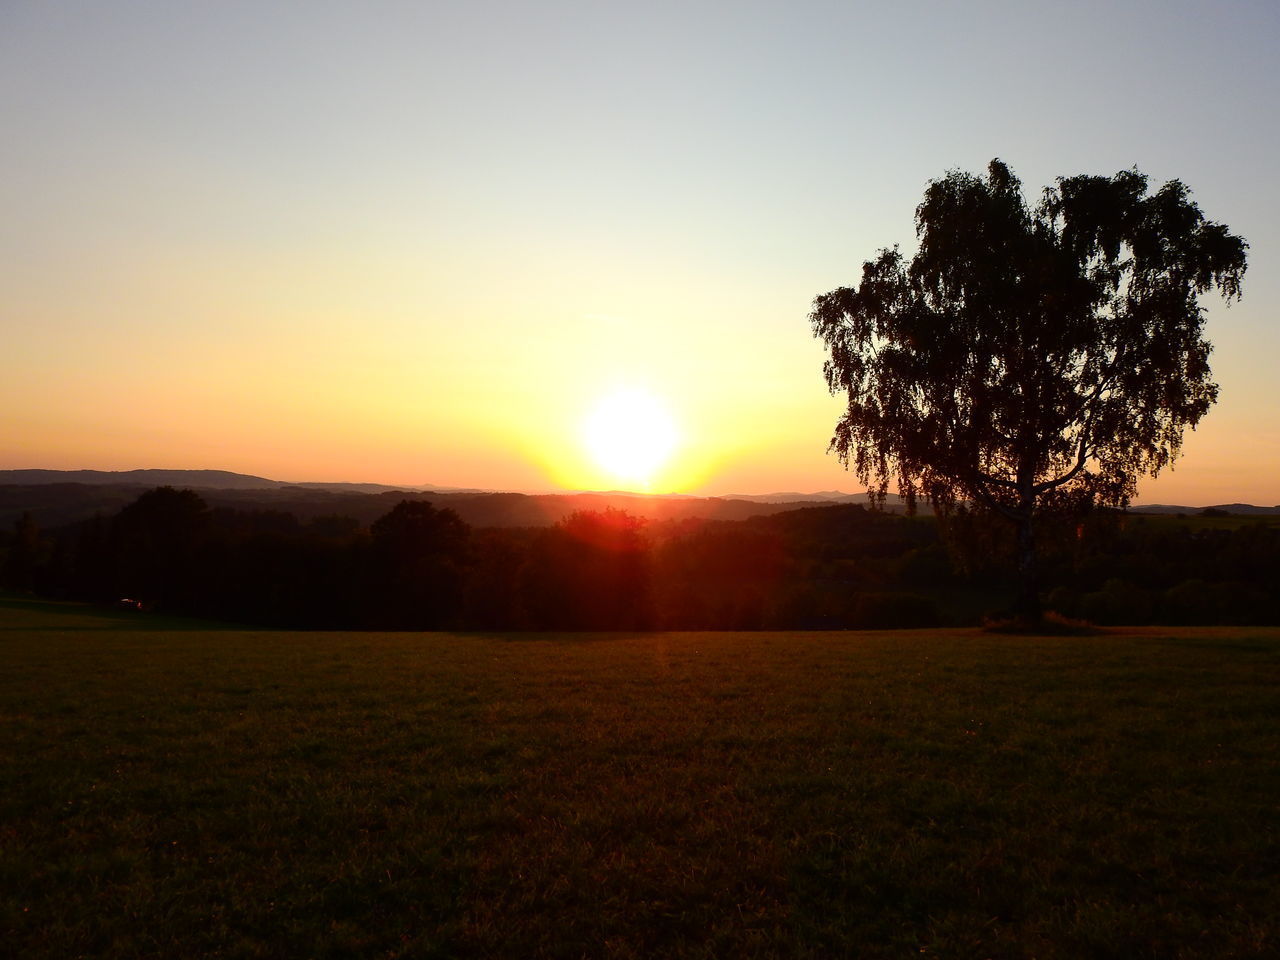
[3,486,1277,630]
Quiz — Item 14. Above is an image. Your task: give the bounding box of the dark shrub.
[1045,585,1081,619]
[1079,578,1157,625]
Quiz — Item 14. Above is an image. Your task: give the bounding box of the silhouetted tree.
[2,511,42,590]
[113,487,210,609]
[652,523,786,629]
[521,509,652,629]
[812,159,1247,622]
[369,500,469,628]
[66,514,112,602]
[461,528,534,629]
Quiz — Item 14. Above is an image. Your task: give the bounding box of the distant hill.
[722,491,923,512]
[721,490,864,503]
[0,469,878,510]
[0,483,866,530]
[0,474,881,530]
[1129,503,1280,515]
[286,481,430,495]
[3,469,1276,527]
[0,468,286,489]
[424,491,839,527]
[0,469,424,495]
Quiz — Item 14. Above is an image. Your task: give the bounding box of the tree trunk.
[1013,508,1041,624]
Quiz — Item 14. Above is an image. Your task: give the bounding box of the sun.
[582,386,679,490]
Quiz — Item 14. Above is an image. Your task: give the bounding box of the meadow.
[2,597,1277,959]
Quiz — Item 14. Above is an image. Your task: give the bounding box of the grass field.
[2,597,1277,959]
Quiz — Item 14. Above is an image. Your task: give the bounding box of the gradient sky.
[3,0,1278,504]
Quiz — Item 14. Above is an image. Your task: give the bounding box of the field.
[2,598,1277,958]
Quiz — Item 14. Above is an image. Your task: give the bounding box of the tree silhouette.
[113,487,210,609]
[369,499,469,628]
[811,159,1247,622]
[521,509,652,629]
[3,512,42,590]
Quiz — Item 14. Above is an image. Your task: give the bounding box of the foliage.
[811,159,1247,616]
[520,508,653,629]
[113,486,210,609]
[9,488,1280,629]
[369,499,468,557]
[369,500,470,629]
[2,512,42,589]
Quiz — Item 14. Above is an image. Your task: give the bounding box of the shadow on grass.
[0,594,249,632]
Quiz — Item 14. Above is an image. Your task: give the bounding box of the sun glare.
[582,387,679,490]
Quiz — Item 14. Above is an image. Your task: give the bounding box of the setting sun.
[582,387,679,491]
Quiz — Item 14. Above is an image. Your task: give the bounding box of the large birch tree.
[810,159,1247,621]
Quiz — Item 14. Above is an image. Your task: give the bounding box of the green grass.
[2,597,1277,958]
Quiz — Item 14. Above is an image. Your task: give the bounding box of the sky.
[3,0,1278,505]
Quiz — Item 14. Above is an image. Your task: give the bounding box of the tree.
[810,159,1247,622]
[520,509,652,629]
[369,500,470,628]
[2,512,42,590]
[113,487,210,609]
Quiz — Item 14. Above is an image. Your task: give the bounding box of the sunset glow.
[582,387,679,491]
[0,4,1277,505]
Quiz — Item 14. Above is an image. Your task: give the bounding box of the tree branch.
[969,475,1022,521]
[1033,425,1092,496]
[978,470,1019,490]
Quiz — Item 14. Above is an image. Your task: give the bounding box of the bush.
[1078,578,1157,625]
[1045,585,1081,619]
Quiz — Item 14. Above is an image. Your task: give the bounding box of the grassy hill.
[2,597,1277,958]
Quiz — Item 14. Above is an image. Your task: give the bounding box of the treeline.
[2,486,1278,629]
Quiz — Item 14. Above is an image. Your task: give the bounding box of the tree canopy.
[811,159,1247,618]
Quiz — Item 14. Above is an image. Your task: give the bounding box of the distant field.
[2,598,1277,959]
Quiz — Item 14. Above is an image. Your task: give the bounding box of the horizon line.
[1,466,1277,511]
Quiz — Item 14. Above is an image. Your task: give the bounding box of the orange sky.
[3,2,1278,507]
